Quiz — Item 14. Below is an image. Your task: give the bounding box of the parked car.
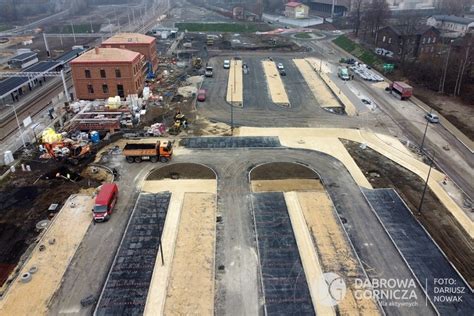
[425,112,439,123]
[197,89,207,102]
[243,63,249,74]
[279,69,286,76]
[223,60,230,69]
[277,63,284,70]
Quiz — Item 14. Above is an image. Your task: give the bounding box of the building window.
[100,69,106,78]
[388,37,392,44]
[427,37,431,44]
[115,68,121,78]
[431,46,434,53]
[433,37,436,43]
[422,37,425,44]
[102,84,109,93]
[383,36,386,42]
[87,84,94,94]
[85,69,91,78]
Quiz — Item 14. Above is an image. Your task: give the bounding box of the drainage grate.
[252,192,314,315]
[180,136,281,149]
[95,192,171,316]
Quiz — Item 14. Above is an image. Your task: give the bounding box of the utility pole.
[70,22,76,43]
[331,0,336,20]
[420,118,429,151]
[10,103,26,148]
[417,151,436,214]
[43,32,50,57]
[455,45,470,96]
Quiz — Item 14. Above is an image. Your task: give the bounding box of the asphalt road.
[49,145,436,316]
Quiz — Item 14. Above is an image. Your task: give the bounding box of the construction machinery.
[206,35,214,46]
[168,111,188,135]
[192,57,202,69]
[43,141,92,165]
[123,140,173,163]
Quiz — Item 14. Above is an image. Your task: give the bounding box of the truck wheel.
[150,156,158,163]
[159,157,169,163]
[135,157,142,163]
[126,156,134,163]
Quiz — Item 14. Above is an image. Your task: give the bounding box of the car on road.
[425,112,439,123]
[223,60,230,69]
[243,63,249,74]
[279,69,286,76]
[93,183,118,222]
[277,63,284,70]
[205,66,213,77]
[197,89,207,102]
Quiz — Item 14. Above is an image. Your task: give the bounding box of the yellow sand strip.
[293,59,340,108]
[284,192,336,316]
[251,179,323,192]
[298,191,380,315]
[261,60,289,105]
[0,195,92,315]
[305,58,358,116]
[143,180,217,316]
[238,127,473,238]
[164,193,216,315]
[226,59,243,106]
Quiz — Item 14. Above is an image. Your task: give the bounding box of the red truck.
[389,81,413,100]
[93,183,118,222]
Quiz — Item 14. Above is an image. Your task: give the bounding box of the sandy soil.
[251,179,323,192]
[226,60,243,105]
[262,60,290,105]
[0,195,92,315]
[293,59,340,108]
[164,193,216,316]
[305,58,357,116]
[344,141,474,287]
[298,191,380,315]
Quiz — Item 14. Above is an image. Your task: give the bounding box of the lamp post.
[420,117,430,152]
[417,151,436,214]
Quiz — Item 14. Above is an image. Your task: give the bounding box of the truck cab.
[93,183,118,222]
[159,140,173,160]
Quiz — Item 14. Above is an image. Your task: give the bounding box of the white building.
[427,15,474,37]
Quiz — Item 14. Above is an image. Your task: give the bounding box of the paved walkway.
[226,60,243,106]
[238,127,473,239]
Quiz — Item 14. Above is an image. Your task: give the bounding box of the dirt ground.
[415,87,474,140]
[298,191,380,315]
[164,193,216,315]
[343,140,474,287]
[146,163,216,180]
[250,162,319,180]
[251,179,323,192]
[0,158,99,289]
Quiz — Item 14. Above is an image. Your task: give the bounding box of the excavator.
[168,110,188,135]
[43,141,92,165]
[192,57,202,69]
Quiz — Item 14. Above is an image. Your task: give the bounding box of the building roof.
[70,47,141,64]
[55,48,86,65]
[102,33,155,45]
[380,25,439,36]
[285,2,304,8]
[431,15,474,25]
[8,52,37,62]
[0,61,60,98]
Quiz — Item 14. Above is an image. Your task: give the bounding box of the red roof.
[285,2,303,7]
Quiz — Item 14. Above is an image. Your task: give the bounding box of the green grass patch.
[175,22,271,33]
[333,35,382,67]
[294,32,312,39]
[0,24,11,32]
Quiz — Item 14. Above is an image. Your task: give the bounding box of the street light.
[420,117,430,152]
[417,151,436,214]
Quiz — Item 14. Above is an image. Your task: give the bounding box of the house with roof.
[427,15,474,38]
[284,2,309,19]
[375,25,440,61]
[7,52,38,69]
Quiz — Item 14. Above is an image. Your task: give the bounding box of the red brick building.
[70,47,145,100]
[101,33,158,73]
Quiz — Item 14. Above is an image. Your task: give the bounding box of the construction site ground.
[343,140,474,287]
[0,158,101,291]
[0,195,92,315]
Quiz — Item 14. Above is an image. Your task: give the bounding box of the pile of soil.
[250,162,319,180]
[343,140,474,287]
[146,163,216,180]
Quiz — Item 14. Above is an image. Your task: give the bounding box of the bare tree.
[363,0,390,39]
[439,0,471,15]
[350,0,364,37]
